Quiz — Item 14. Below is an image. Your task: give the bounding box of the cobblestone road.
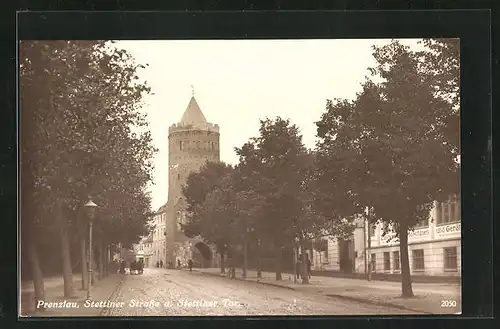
[104,268,417,316]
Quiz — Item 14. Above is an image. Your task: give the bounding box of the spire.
[179,89,207,126]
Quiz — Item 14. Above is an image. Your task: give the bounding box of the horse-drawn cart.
[130,260,144,275]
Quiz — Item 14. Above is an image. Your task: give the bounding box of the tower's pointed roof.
[179,96,207,126]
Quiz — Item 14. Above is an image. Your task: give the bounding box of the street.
[104,268,417,316]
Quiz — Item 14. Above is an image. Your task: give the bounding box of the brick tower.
[165,92,220,267]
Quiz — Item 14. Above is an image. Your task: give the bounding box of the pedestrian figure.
[226,250,236,279]
[119,260,126,274]
[156,261,159,268]
[160,260,163,268]
[177,259,181,268]
[296,257,302,279]
[138,259,144,274]
[188,259,193,272]
[306,254,312,279]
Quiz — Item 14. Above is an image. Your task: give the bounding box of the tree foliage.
[315,39,460,296]
[20,40,157,283]
[180,161,234,273]
[182,162,233,217]
[316,40,459,228]
[234,118,310,248]
[173,39,459,290]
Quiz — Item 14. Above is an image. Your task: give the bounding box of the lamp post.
[293,237,298,284]
[84,198,98,300]
[242,228,251,278]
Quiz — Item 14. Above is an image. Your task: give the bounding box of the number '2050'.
[441,300,457,307]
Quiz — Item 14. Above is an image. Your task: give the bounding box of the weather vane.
[191,84,194,97]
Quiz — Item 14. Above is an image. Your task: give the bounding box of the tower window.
[179,141,183,151]
[177,174,180,180]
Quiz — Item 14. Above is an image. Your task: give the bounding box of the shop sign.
[408,228,430,242]
[435,223,461,237]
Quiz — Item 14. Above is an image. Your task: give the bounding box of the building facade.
[165,94,220,268]
[150,203,168,267]
[133,203,167,267]
[310,197,461,277]
[133,235,153,267]
[134,235,153,267]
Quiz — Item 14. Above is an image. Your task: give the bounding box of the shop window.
[393,251,400,270]
[444,247,458,270]
[384,252,391,271]
[412,249,425,271]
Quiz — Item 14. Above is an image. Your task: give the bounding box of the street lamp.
[84,198,98,300]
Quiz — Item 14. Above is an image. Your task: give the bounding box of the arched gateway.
[177,238,214,268]
[165,92,220,268]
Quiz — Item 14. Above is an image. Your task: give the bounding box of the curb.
[98,275,127,316]
[325,293,433,314]
[197,270,433,314]
[198,271,296,291]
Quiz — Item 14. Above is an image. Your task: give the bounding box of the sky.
[115,39,425,211]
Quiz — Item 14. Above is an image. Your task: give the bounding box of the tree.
[235,118,311,281]
[181,161,233,272]
[20,40,156,302]
[231,151,269,278]
[315,40,459,297]
[289,150,357,284]
[232,188,267,278]
[182,161,233,218]
[193,174,237,273]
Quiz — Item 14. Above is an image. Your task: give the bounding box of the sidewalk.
[20,274,125,317]
[192,268,461,314]
[21,275,82,293]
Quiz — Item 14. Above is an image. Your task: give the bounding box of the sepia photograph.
[19,38,461,317]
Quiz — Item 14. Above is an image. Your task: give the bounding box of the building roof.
[156,202,168,214]
[179,96,207,126]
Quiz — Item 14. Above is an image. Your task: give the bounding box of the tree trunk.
[256,239,262,279]
[79,235,88,291]
[57,200,73,298]
[367,221,372,281]
[399,221,414,297]
[28,239,45,312]
[109,245,113,273]
[91,244,97,284]
[104,244,109,277]
[242,241,248,278]
[301,246,310,284]
[77,216,88,291]
[99,238,104,280]
[220,252,225,274]
[275,246,282,281]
